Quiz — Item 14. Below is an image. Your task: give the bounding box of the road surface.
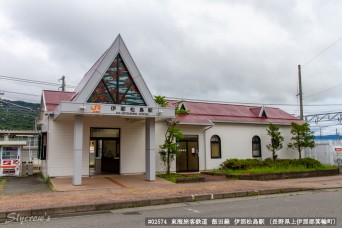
[2,189,341,227]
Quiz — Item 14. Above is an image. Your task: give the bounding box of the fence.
[305,140,342,165]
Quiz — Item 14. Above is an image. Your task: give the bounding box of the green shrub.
[221,157,323,170]
[262,158,275,167]
[296,157,323,168]
[221,158,262,170]
[276,159,293,168]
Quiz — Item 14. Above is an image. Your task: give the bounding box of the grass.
[157,173,202,183]
[0,178,6,191]
[38,172,57,191]
[210,165,337,175]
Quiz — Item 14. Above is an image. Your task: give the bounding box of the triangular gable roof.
[73,34,156,107]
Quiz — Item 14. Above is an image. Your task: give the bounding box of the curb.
[0,187,311,223]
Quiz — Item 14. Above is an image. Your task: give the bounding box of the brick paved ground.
[0,175,341,212]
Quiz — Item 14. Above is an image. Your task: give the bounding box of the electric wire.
[302,36,342,67]
[304,83,342,99]
[0,75,76,88]
[0,90,41,97]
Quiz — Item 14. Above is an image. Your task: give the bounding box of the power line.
[0,90,41,97]
[304,83,342,99]
[165,96,342,107]
[0,75,76,88]
[0,100,37,112]
[302,36,342,67]
[1,90,342,108]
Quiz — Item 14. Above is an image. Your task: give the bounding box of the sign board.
[85,104,159,117]
[334,147,342,152]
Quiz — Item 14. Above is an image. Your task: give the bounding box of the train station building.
[38,35,301,185]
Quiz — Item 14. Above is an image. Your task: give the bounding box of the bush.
[296,157,323,168]
[262,158,275,167]
[275,159,293,168]
[221,157,323,170]
[221,158,262,170]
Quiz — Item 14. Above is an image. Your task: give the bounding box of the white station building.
[38,35,302,185]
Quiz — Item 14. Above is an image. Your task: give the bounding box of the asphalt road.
[2,189,341,227]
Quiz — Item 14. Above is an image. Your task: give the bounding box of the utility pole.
[298,65,303,120]
[59,76,66,91]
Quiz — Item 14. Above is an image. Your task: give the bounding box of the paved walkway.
[50,174,173,191]
[0,175,342,213]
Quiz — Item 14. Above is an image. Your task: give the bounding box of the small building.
[0,130,40,163]
[38,35,302,185]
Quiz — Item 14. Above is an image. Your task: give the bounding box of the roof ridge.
[43,90,76,93]
[166,98,281,109]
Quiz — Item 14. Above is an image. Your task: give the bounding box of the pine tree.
[266,123,284,161]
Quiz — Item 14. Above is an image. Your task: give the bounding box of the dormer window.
[260,106,267,118]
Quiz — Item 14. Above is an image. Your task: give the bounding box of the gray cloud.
[0,0,342,118]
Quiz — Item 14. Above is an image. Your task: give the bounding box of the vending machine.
[0,146,21,176]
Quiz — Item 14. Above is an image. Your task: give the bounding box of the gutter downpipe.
[203,124,214,171]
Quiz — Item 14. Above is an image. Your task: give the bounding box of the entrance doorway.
[176,135,199,172]
[89,128,120,175]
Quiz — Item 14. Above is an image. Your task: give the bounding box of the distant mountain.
[0,100,40,130]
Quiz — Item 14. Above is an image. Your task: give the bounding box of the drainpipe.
[203,124,214,171]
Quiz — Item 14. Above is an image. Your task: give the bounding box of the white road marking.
[186,208,200,213]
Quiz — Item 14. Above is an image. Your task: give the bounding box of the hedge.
[221,157,323,170]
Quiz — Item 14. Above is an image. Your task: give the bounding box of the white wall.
[83,116,146,175]
[205,123,296,170]
[43,114,296,177]
[46,116,74,177]
[46,115,146,177]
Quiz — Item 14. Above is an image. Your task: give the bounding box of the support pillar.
[145,118,156,181]
[73,115,83,185]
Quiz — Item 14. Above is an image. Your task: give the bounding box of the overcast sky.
[1,0,342,134]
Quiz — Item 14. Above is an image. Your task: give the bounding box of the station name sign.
[86,104,159,117]
[110,105,154,116]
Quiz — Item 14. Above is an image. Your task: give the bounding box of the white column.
[73,115,83,185]
[145,118,156,181]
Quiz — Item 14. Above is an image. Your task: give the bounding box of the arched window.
[252,136,261,157]
[211,135,221,158]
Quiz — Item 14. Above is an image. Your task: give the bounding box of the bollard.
[27,162,34,176]
[20,162,27,177]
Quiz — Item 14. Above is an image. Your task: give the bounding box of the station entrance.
[89,128,120,175]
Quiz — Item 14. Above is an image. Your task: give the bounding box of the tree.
[154,95,169,108]
[266,123,284,161]
[155,96,189,175]
[288,122,315,159]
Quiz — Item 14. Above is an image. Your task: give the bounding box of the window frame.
[210,135,221,159]
[252,135,262,158]
[38,132,47,160]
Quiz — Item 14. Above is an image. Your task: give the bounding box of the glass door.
[176,136,199,172]
[101,139,120,173]
[176,141,188,172]
[89,128,120,175]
